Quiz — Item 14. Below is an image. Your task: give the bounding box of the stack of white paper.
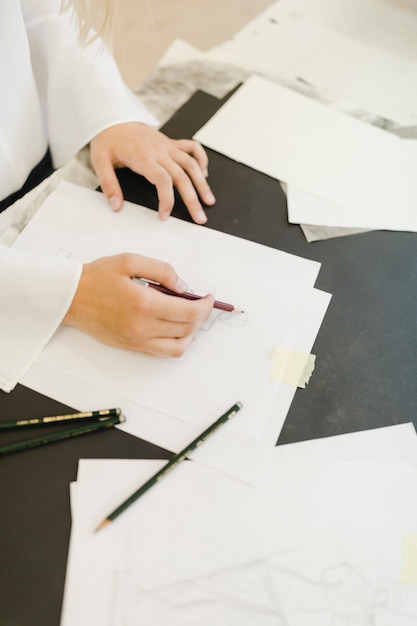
[13,181,330,484]
[207,0,417,128]
[61,422,417,625]
[194,75,417,233]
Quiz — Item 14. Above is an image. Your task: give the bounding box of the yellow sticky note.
[401,535,417,584]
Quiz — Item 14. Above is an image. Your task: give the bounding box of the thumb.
[94,158,124,212]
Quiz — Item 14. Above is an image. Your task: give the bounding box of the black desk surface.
[1,89,416,626]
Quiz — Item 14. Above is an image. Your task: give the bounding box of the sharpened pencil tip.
[95,519,111,533]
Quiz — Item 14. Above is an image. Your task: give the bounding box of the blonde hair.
[61,0,116,45]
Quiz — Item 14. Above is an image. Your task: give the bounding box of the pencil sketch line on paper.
[218,310,248,327]
[113,557,288,625]
[200,310,249,332]
[320,563,403,626]
[56,247,73,259]
[111,552,412,626]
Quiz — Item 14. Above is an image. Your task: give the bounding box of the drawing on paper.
[57,247,73,259]
[200,310,248,332]
[111,551,411,626]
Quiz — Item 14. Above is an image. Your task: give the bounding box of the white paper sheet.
[62,456,417,625]
[19,283,330,486]
[273,0,417,59]
[194,75,398,211]
[272,422,417,465]
[288,139,417,231]
[20,285,329,486]
[207,0,417,127]
[13,182,330,482]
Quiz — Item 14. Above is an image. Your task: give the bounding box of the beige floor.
[113,0,274,88]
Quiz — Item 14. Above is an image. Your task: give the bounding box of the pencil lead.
[95,519,110,533]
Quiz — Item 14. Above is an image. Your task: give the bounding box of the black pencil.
[95,401,243,531]
[0,413,125,456]
[0,407,121,431]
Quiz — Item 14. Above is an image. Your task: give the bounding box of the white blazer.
[0,0,157,391]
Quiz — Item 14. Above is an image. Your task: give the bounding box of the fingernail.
[160,212,170,221]
[205,192,215,205]
[203,168,209,177]
[108,195,121,211]
[196,210,208,224]
[176,278,188,292]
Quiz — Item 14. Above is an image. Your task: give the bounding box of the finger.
[170,150,216,208]
[143,335,195,358]
[132,278,214,325]
[127,290,212,341]
[175,139,210,176]
[127,149,214,223]
[149,291,215,324]
[92,155,124,211]
[128,157,176,221]
[120,253,188,293]
[156,157,208,224]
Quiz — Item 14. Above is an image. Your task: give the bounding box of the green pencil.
[0,407,122,431]
[95,401,243,531]
[0,413,125,456]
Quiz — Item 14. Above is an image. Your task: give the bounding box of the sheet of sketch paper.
[19,285,330,485]
[206,0,417,127]
[273,422,417,464]
[194,75,398,211]
[13,182,330,472]
[287,139,417,232]
[19,289,328,489]
[61,456,417,626]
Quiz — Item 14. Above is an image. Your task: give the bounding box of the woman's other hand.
[90,122,216,224]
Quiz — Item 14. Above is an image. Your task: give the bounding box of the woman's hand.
[89,122,216,224]
[62,253,214,356]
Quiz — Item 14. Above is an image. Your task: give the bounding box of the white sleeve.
[21,0,158,167]
[0,245,82,392]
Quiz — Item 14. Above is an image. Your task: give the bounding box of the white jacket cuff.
[0,245,82,392]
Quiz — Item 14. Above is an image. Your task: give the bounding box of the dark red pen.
[134,278,242,313]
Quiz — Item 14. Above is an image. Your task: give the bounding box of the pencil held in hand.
[134,278,243,313]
